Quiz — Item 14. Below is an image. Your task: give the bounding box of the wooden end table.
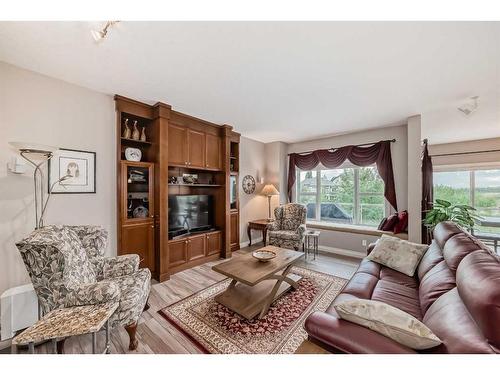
[247,219,272,246]
[212,246,304,319]
[12,302,118,354]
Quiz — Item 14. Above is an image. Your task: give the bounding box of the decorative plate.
[125,147,142,162]
[252,249,277,262]
[242,175,256,194]
[133,206,149,218]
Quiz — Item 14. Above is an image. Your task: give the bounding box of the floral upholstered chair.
[268,203,307,251]
[16,225,151,350]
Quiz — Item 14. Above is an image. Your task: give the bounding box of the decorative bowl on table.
[252,249,277,262]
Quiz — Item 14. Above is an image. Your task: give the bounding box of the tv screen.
[168,195,213,234]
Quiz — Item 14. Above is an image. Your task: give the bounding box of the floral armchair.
[268,203,307,250]
[16,225,151,350]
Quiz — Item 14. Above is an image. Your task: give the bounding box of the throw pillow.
[393,210,409,234]
[381,213,399,231]
[377,217,388,230]
[334,299,442,350]
[367,234,428,276]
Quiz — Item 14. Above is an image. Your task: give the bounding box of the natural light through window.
[433,168,500,234]
[296,166,386,227]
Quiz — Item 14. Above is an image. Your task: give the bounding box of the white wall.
[0,62,116,297]
[285,124,409,254]
[238,137,268,245]
[407,115,422,243]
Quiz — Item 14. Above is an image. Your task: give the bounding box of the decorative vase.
[132,120,140,140]
[122,118,131,139]
[140,127,147,142]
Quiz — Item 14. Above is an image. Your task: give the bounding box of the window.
[297,166,386,227]
[433,168,500,234]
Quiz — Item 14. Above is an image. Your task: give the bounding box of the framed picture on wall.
[48,148,96,194]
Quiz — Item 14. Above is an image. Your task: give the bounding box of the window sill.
[306,221,408,240]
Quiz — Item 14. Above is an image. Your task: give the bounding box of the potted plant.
[423,199,482,231]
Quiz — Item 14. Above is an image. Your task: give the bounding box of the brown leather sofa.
[304,221,500,353]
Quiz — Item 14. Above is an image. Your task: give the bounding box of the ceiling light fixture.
[91,21,119,42]
[457,96,479,116]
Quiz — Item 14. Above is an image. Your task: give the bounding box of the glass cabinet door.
[122,162,154,221]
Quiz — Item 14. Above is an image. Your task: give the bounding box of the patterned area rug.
[159,266,347,354]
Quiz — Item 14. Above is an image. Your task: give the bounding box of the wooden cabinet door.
[205,133,221,170]
[230,212,239,249]
[187,129,206,168]
[169,239,188,267]
[168,124,187,166]
[121,222,155,272]
[187,234,206,261]
[206,231,222,256]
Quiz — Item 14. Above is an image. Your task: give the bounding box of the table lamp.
[261,184,279,222]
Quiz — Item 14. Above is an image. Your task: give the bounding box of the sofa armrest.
[304,311,416,354]
[367,242,377,255]
[103,254,140,279]
[65,280,121,307]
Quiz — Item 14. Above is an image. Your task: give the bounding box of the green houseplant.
[423,199,482,230]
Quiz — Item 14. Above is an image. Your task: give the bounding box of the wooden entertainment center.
[115,95,240,282]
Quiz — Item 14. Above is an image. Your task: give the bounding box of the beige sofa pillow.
[334,299,442,350]
[367,234,428,276]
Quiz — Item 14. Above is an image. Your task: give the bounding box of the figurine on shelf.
[132,120,140,140]
[140,126,147,142]
[122,118,131,139]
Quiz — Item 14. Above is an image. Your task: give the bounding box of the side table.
[304,230,321,260]
[247,219,272,246]
[12,302,118,354]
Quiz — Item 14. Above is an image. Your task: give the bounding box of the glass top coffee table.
[212,246,304,320]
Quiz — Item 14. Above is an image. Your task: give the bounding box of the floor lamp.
[9,142,58,229]
[261,184,280,222]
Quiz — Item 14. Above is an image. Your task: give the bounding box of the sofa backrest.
[418,222,500,353]
[16,225,97,314]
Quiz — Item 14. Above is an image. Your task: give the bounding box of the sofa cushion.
[367,235,428,276]
[456,250,500,350]
[423,288,496,353]
[443,232,482,273]
[371,280,422,320]
[334,299,441,350]
[417,240,444,280]
[433,222,462,249]
[418,260,456,314]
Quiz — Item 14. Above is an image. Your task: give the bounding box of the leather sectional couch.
[304,221,500,353]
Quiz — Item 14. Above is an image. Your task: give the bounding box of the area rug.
[158,266,347,354]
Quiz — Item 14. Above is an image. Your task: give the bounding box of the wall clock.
[242,175,256,194]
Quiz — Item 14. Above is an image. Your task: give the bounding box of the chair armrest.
[103,254,140,279]
[65,280,120,307]
[304,311,416,354]
[297,224,307,240]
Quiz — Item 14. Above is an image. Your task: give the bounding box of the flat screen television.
[168,194,214,238]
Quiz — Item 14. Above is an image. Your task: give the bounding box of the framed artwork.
[48,148,96,194]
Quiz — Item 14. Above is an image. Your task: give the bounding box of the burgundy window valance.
[287,140,398,210]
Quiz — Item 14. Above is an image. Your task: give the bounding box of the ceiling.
[0,21,498,144]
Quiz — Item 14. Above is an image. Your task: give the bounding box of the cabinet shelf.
[121,137,152,146]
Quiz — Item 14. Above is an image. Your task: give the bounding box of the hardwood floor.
[10,243,360,354]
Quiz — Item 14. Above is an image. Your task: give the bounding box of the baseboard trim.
[318,245,365,259]
[240,237,263,248]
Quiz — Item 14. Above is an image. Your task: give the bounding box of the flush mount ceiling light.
[90,21,119,42]
[458,96,479,116]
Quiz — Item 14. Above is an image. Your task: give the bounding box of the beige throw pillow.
[367,235,428,276]
[334,299,442,350]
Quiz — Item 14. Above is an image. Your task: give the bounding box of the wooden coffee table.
[212,246,304,319]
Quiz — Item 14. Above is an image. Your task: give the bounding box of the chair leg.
[143,301,150,312]
[125,322,139,351]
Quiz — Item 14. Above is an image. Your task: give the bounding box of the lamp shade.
[261,184,279,196]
